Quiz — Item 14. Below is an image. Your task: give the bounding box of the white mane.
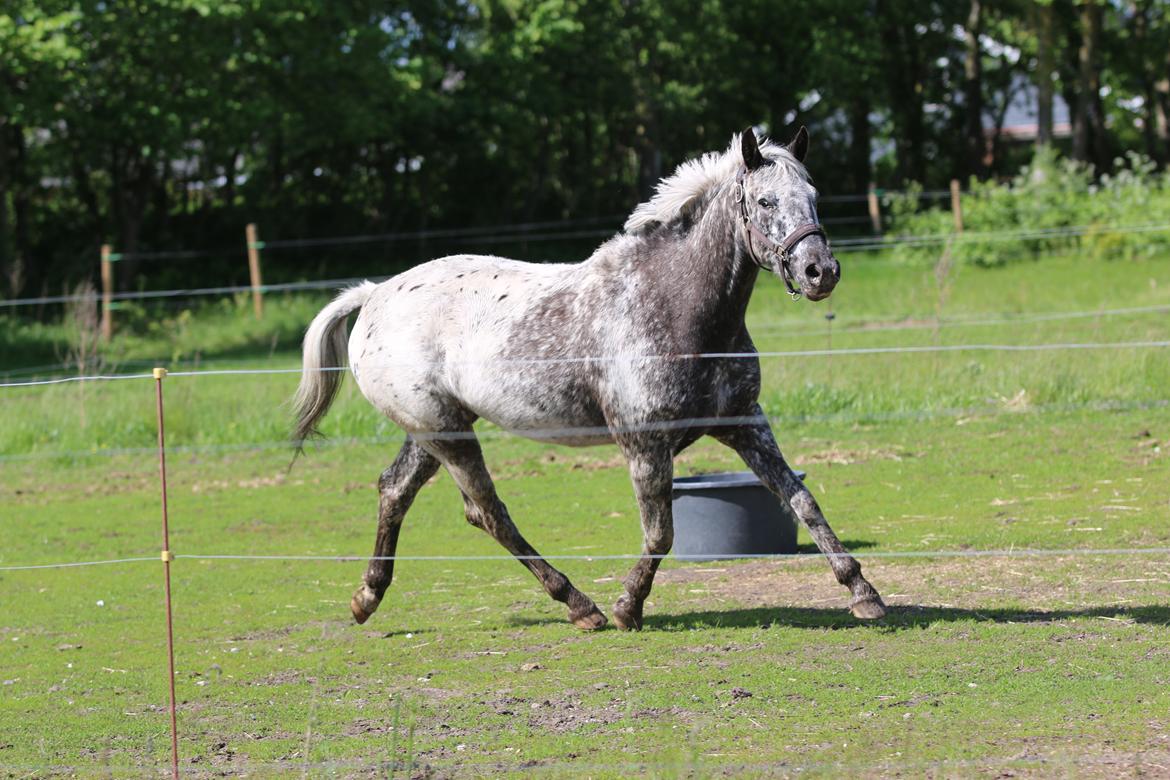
[623,133,808,234]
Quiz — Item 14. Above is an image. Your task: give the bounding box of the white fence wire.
[3,219,1169,309]
[2,337,1169,389]
[4,547,1170,573]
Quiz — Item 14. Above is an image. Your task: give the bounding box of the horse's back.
[347,254,604,437]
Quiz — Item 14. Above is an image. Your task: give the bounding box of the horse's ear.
[741,128,766,171]
[786,126,809,163]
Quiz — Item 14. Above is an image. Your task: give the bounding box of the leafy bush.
[884,148,1170,266]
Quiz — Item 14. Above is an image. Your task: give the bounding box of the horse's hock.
[671,471,803,560]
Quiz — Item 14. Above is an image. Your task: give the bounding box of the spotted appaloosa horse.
[292,128,886,630]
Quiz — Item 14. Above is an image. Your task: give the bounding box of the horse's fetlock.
[546,573,573,602]
[833,557,862,585]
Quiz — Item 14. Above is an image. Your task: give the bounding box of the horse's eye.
[757,197,772,209]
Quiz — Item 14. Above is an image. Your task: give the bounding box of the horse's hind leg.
[351,439,441,624]
[612,443,674,631]
[420,435,607,630]
[716,407,886,619]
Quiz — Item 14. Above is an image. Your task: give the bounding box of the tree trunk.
[111,147,151,289]
[1074,1,1108,170]
[847,95,872,194]
[1156,54,1170,164]
[0,117,11,297]
[988,76,1022,170]
[1132,1,1167,166]
[878,2,927,183]
[962,0,985,178]
[1035,2,1056,147]
[7,122,31,298]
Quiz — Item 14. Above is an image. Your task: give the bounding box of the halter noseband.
[734,166,827,301]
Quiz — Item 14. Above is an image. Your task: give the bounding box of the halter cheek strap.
[734,167,828,301]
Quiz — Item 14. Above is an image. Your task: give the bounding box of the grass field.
[2,250,1169,777]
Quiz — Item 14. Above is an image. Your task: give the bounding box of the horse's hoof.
[612,597,642,631]
[571,605,608,631]
[850,596,887,620]
[351,585,381,625]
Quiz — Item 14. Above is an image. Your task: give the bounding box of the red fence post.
[153,367,181,779]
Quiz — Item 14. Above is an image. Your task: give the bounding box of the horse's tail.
[292,281,377,448]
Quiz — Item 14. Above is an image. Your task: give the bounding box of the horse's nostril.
[805,263,820,280]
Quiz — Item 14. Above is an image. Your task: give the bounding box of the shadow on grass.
[645,603,1170,631]
[503,603,1170,631]
[795,539,879,555]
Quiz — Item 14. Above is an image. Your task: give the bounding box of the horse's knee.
[645,524,673,554]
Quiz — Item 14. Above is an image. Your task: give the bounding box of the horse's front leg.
[612,443,674,630]
[715,407,886,619]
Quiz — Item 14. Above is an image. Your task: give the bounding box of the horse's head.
[736,127,839,302]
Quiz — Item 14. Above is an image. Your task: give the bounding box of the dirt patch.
[493,448,716,480]
[2,469,154,499]
[242,670,305,687]
[857,317,936,331]
[190,471,306,494]
[792,445,916,466]
[481,690,688,734]
[657,554,1170,614]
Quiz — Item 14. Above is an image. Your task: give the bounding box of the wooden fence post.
[100,244,113,341]
[867,184,882,236]
[246,223,264,319]
[950,179,964,233]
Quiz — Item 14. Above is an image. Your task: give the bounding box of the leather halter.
[734,166,827,301]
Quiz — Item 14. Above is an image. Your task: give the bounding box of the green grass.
[3,252,1169,459]
[2,250,1169,776]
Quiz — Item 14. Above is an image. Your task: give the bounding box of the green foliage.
[2,1,1170,306]
[886,148,1170,266]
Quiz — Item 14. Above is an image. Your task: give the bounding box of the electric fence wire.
[4,547,1170,573]
[3,218,1169,309]
[5,298,1169,381]
[4,337,1169,389]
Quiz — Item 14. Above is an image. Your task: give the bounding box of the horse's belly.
[453,366,611,446]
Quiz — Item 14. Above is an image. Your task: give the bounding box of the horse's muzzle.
[798,253,840,301]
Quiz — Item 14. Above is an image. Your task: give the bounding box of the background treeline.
[3,0,1169,301]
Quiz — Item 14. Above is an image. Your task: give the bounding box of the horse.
[292,127,887,631]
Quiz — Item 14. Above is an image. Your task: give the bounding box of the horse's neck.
[660,196,758,347]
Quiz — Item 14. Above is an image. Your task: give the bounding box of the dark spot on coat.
[409,284,424,292]
[498,293,508,301]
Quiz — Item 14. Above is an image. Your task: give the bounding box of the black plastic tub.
[671,471,803,561]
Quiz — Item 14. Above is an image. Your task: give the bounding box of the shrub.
[884,148,1170,266]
